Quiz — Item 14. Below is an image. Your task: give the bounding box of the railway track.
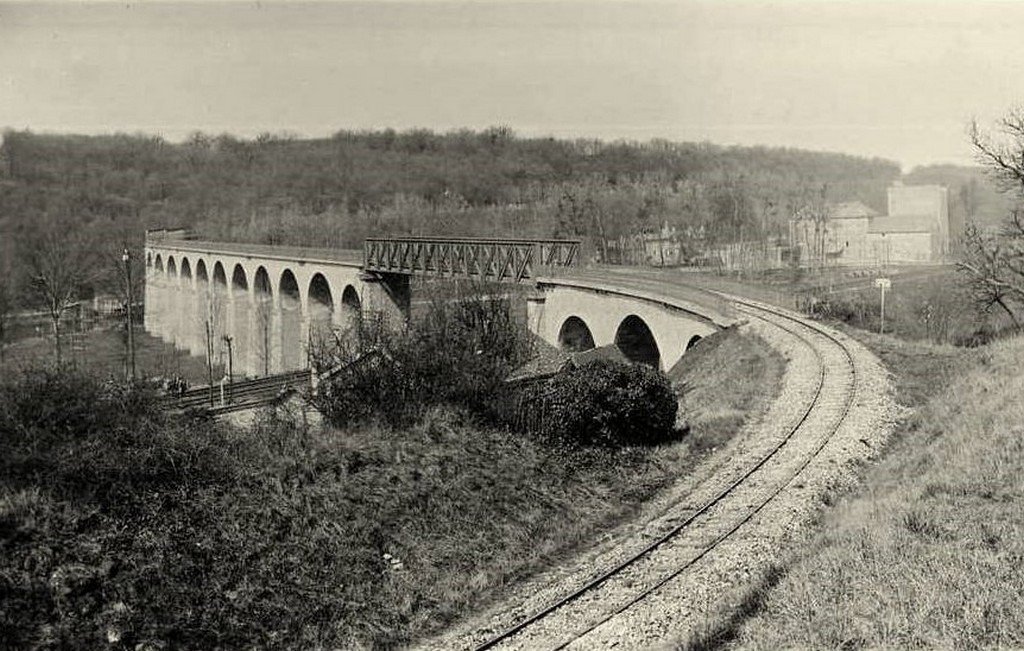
[459,290,866,650]
[162,369,311,416]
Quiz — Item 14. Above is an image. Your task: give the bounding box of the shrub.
[515,359,680,447]
[0,366,153,445]
[0,365,238,501]
[309,288,533,427]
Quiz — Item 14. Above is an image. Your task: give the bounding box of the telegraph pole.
[874,277,891,334]
[122,248,137,382]
[205,320,215,406]
[222,334,234,403]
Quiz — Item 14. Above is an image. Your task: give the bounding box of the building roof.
[568,344,630,367]
[868,214,937,234]
[830,201,879,220]
[506,344,631,384]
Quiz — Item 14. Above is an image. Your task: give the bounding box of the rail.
[163,369,311,414]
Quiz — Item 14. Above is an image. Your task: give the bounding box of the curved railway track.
[464,291,865,650]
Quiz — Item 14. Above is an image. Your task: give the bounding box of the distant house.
[640,223,709,266]
[790,184,950,266]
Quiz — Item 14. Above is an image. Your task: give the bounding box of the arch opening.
[146,252,152,268]
[309,274,333,311]
[308,273,335,352]
[178,258,200,354]
[231,264,248,292]
[194,259,212,355]
[686,334,703,350]
[195,259,209,284]
[229,264,251,377]
[163,257,180,346]
[212,261,227,287]
[147,253,163,339]
[279,270,302,371]
[614,315,661,368]
[558,316,596,352]
[209,262,230,368]
[253,267,273,375]
[340,284,361,329]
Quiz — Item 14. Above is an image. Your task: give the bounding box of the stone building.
[790,183,950,266]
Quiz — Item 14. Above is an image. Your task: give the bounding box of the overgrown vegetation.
[309,290,533,428]
[514,359,679,446]
[311,288,680,449]
[1,326,782,649]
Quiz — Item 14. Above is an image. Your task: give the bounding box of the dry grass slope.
[669,327,782,456]
[709,334,1024,649]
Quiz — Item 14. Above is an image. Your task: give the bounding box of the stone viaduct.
[527,274,735,371]
[144,232,737,378]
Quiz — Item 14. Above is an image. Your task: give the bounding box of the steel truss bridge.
[363,237,581,282]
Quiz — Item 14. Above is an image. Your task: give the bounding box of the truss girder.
[363,237,580,283]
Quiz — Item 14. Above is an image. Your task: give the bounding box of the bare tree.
[970,111,1024,192]
[958,217,1024,331]
[957,112,1024,331]
[20,223,100,362]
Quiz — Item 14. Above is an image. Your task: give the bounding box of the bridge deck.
[146,235,363,267]
[538,266,740,328]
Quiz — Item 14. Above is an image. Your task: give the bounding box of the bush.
[515,359,680,447]
[0,365,237,501]
[0,366,154,445]
[310,288,533,427]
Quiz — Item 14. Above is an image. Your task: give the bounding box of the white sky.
[2,0,1023,170]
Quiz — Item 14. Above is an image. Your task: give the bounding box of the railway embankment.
[682,331,1024,649]
[423,295,896,650]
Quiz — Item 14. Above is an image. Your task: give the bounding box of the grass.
[679,330,1024,650]
[669,327,784,456]
[0,328,782,650]
[675,265,1014,346]
[0,324,221,386]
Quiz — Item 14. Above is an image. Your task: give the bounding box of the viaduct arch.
[527,277,736,372]
[144,238,406,377]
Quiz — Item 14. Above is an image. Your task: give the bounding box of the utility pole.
[222,334,234,403]
[874,277,891,334]
[205,320,215,406]
[122,248,137,382]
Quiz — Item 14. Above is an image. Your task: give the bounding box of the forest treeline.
[0,127,1000,314]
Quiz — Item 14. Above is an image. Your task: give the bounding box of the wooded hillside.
[1,128,901,259]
